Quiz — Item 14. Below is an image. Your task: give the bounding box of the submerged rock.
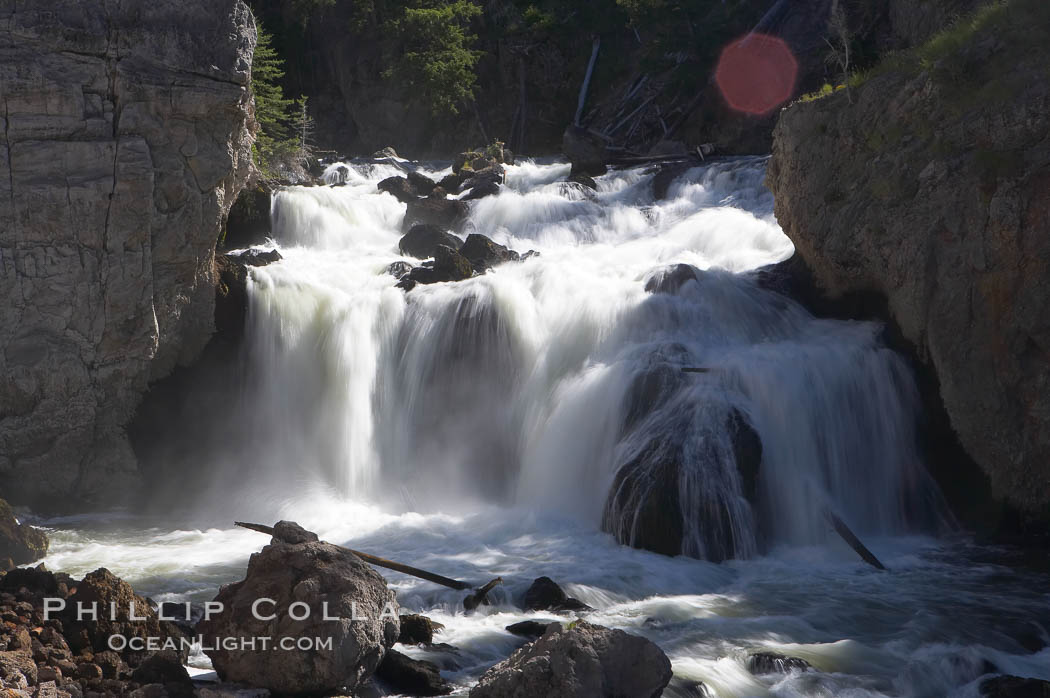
[522,577,591,613]
[198,524,399,695]
[469,620,671,698]
[747,652,812,674]
[400,224,464,259]
[388,261,415,280]
[644,263,700,294]
[0,500,48,570]
[375,649,452,696]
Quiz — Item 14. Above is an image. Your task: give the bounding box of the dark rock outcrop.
[399,225,464,260]
[506,620,555,639]
[214,249,282,340]
[388,261,415,280]
[469,621,672,698]
[399,246,475,290]
[766,0,1050,527]
[562,126,609,176]
[379,176,420,204]
[0,500,48,570]
[375,649,452,696]
[644,264,701,295]
[198,525,399,695]
[0,0,255,508]
[522,577,591,613]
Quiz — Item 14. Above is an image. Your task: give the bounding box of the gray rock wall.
[0,0,255,507]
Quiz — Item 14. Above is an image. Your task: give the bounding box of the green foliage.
[251,24,311,179]
[383,0,483,115]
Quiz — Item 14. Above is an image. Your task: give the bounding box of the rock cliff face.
[767,0,1050,524]
[0,0,255,507]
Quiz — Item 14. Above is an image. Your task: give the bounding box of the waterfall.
[228,156,947,559]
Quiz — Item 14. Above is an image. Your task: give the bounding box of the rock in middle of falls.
[603,377,763,561]
[198,521,400,695]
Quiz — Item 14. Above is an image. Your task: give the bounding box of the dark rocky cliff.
[767,0,1050,528]
[0,0,256,508]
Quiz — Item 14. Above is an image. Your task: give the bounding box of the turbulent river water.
[34,158,1050,696]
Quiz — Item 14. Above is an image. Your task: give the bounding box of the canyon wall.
[0,0,256,507]
[767,0,1050,525]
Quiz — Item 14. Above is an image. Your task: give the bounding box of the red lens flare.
[715,33,798,116]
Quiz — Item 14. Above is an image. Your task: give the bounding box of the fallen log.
[826,511,887,570]
[235,521,476,591]
[463,576,504,611]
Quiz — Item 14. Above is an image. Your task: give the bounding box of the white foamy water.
[36,158,1050,696]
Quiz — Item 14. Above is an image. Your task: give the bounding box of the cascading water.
[237,156,944,557]
[36,157,1050,697]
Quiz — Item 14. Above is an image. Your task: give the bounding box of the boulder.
[214,249,281,340]
[568,172,598,190]
[437,173,463,193]
[0,0,255,508]
[650,163,693,201]
[378,176,419,204]
[602,408,762,561]
[469,621,672,698]
[0,500,48,569]
[522,578,590,613]
[458,234,520,273]
[372,146,399,159]
[239,249,283,267]
[198,526,399,695]
[130,651,195,698]
[399,225,464,260]
[59,568,187,665]
[375,649,452,696]
[403,198,470,233]
[461,178,501,201]
[398,614,443,646]
[981,676,1050,698]
[747,652,812,674]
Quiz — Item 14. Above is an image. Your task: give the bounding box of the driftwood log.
[235,521,504,608]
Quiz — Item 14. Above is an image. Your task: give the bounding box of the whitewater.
[34,157,1050,696]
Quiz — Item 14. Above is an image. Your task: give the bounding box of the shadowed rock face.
[0,0,256,508]
[766,0,1050,527]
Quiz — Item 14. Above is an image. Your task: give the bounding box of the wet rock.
[747,652,812,674]
[375,649,452,696]
[400,246,475,288]
[505,620,554,639]
[372,146,399,160]
[980,676,1050,698]
[461,178,501,201]
[602,408,762,561]
[403,197,470,233]
[388,261,415,280]
[213,248,279,341]
[223,186,272,250]
[458,234,520,273]
[644,264,700,294]
[238,249,283,267]
[522,578,591,613]
[470,620,671,698]
[650,163,693,201]
[399,225,464,260]
[398,615,443,646]
[407,171,437,196]
[437,173,462,193]
[0,500,48,569]
[378,176,419,204]
[198,527,399,695]
[568,172,597,190]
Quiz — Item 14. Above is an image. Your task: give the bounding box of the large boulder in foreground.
[765,0,1050,528]
[0,0,255,508]
[403,197,469,233]
[0,499,48,569]
[399,224,464,259]
[469,621,672,698]
[198,521,399,695]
